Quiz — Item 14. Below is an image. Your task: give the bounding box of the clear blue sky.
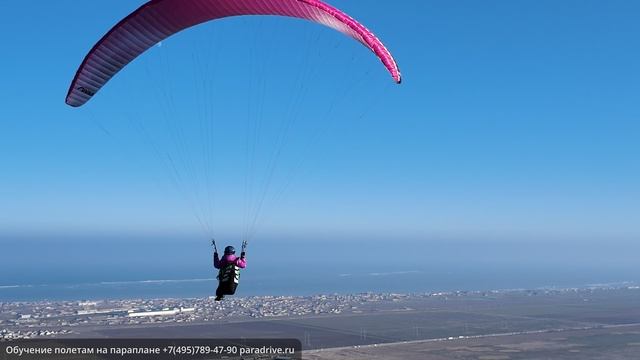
[1,0,639,245]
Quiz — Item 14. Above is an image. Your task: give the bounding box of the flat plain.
[88,287,640,359]
[4,287,639,359]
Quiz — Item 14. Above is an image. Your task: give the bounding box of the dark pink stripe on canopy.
[65,0,401,107]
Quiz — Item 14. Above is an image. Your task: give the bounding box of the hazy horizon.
[2,232,639,301]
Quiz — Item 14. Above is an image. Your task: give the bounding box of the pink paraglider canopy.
[65,0,401,107]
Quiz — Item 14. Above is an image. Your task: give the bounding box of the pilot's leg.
[215,283,224,301]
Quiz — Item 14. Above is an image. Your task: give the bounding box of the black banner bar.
[1,339,301,360]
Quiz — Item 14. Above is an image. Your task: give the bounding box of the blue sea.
[1,235,638,302]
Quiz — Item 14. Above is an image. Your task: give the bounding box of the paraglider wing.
[65,0,401,107]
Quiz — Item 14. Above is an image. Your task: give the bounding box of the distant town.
[2,284,638,341]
